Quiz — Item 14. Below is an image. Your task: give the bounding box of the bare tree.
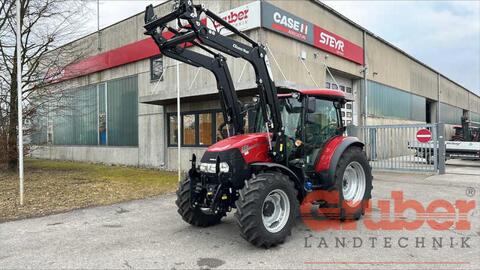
[0,0,93,169]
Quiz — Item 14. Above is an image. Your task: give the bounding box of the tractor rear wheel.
[175,177,224,227]
[331,146,373,220]
[234,172,298,248]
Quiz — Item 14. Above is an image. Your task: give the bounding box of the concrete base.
[30,146,141,167]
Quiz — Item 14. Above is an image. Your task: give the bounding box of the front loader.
[144,0,373,248]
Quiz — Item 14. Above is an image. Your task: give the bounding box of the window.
[53,85,98,145]
[47,121,53,144]
[346,103,352,109]
[107,76,138,146]
[150,55,164,81]
[304,99,340,169]
[331,83,338,90]
[98,83,106,145]
[167,109,260,147]
[440,103,463,125]
[367,80,426,121]
[168,110,223,147]
[215,112,225,142]
[199,113,213,145]
[42,76,139,146]
[340,85,345,92]
[183,114,196,145]
[305,99,339,145]
[325,82,331,89]
[168,115,178,145]
[346,87,352,94]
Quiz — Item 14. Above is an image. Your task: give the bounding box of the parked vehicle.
[144,0,372,248]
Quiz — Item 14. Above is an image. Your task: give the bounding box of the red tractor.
[144,0,372,248]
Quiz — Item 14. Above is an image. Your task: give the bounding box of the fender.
[315,136,364,188]
[250,162,305,198]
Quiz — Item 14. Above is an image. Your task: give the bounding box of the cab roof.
[278,88,352,101]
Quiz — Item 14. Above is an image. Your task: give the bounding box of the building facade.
[31,0,480,170]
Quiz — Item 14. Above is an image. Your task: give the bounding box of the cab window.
[305,99,339,145]
[304,99,340,166]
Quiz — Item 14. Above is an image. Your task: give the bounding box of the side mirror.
[307,97,316,113]
[144,5,155,24]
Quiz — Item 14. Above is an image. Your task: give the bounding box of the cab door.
[302,97,343,171]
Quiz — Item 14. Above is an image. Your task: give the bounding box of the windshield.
[254,96,302,139]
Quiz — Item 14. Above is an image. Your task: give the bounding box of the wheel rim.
[262,189,290,233]
[342,161,366,207]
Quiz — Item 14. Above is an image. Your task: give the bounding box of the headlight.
[219,162,229,173]
[199,163,208,172]
[199,162,230,173]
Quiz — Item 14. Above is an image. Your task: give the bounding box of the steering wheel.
[319,123,338,138]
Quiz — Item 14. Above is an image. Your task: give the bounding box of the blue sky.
[86,1,480,94]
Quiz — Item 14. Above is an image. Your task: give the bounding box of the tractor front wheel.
[235,172,298,248]
[176,177,224,227]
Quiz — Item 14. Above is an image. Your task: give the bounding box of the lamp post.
[16,0,24,205]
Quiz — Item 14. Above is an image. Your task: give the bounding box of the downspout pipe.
[362,30,368,126]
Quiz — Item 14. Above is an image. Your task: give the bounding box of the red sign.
[313,26,364,65]
[262,2,364,65]
[416,129,432,143]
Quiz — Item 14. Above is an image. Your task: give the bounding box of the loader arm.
[151,25,244,135]
[144,0,286,163]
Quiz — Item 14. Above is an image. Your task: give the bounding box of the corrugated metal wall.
[33,75,138,146]
[367,80,426,122]
[30,103,49,145]
[53,85,98,145]
[107,76,139,146]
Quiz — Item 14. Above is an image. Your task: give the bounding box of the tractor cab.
[253,89,350,171]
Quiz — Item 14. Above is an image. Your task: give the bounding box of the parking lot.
[1,162,479,270]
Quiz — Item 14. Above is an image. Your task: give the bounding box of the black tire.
[175,177,224,227]
[331,146,373,221]
[234,172,299,248]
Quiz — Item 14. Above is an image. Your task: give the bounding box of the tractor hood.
[206,133,272,164]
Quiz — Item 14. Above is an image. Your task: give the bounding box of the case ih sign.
[261,2,364,65]
[262,2,314,43]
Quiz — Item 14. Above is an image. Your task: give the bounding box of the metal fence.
[348,123,445,174]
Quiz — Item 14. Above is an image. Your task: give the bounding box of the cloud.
[322,0,480,94]
[84,1,165,30]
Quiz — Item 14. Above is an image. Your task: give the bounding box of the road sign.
[416,129,432,143]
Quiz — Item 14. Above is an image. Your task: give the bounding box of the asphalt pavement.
[1,162,479,269]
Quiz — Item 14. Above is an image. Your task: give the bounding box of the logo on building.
[262,1,364,65]
[319,31,345,54]
[313,25,364,65]
[272,11,309,40]
[207,1,261,35]
[214,9,249,29]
